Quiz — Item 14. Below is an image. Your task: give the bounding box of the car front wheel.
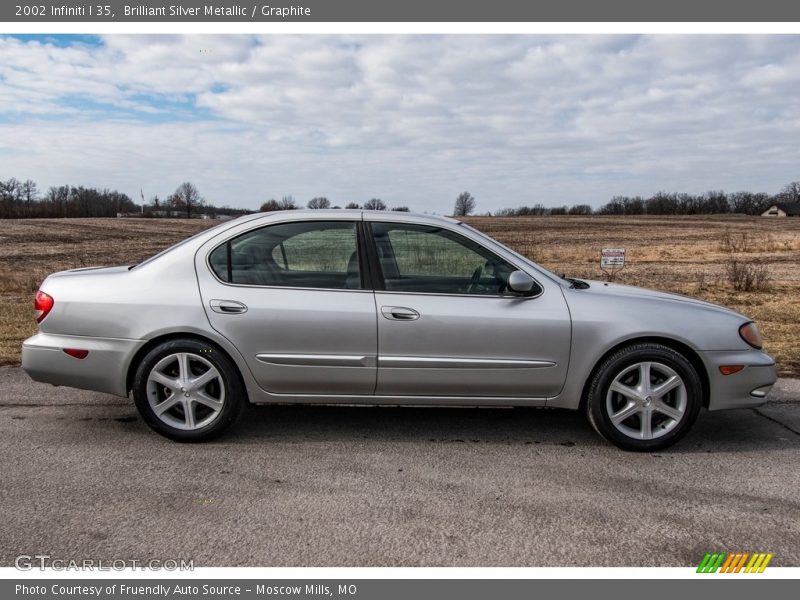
[585,343,702,451]
[132,339,245,442]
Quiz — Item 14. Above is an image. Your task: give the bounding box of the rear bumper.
[699,349,777,410]
[21,332,143,397]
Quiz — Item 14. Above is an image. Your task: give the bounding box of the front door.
[196,219,377,396]
[367,221,570,398]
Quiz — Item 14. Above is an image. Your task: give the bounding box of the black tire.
[132,338,245,442]
[585,343,702,451]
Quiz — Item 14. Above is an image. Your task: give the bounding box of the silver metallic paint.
[21,210,776,413]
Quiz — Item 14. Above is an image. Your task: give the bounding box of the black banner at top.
[3,0,800,22]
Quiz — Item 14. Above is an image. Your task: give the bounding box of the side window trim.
[225,239,233,283]
[355,221,376,291]
[361,222,385,291]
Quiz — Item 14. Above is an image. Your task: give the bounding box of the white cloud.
[0,34,799,212]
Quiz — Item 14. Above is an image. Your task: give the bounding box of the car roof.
[228,209,463,227]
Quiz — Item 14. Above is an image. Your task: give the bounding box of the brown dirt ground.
[1,215,798,376]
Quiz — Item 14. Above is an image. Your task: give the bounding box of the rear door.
[195,217,378,396]
[366,220,570,399]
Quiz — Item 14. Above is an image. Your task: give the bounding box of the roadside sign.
[601,248,626,268]
[600,248,626,280]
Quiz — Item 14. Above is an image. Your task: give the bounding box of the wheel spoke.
[188,368,217,392]
[640,410,653,439]
[153,394,180,416]
[177,353,191,381]
[638,362,652,395]
[652,375,681,398]
[653,399,684,422]
[194,390,224,412]
[610,401,640,425]
[609,380,642,402]
[183,399,196,429]
[150,371,178,391]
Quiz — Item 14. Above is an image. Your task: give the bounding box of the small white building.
[761,202,800,217]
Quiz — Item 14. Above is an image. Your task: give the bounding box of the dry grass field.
[1,215,798,377]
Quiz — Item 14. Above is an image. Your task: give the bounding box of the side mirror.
[507,270,535,294]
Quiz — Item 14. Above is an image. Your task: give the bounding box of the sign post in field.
[600,248,626,281]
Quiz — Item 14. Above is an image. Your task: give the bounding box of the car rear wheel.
[585,343,702,451]
[132,339,245,442]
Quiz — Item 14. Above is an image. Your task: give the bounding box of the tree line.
[3,176,798,219]
[260,196,410,212]
[0,178,248,219]
[492,182,800,217]
[0,178,138,218]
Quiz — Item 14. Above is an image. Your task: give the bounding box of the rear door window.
[209,221,362,289]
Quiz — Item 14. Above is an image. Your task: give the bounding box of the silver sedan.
[22,211,777,450]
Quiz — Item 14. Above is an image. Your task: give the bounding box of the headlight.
[739,322,763,349]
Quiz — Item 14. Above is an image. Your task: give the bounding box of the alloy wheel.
[145,352,226,430]
[605,361,687,440]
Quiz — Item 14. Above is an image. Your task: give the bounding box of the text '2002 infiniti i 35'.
[22,211,776,450]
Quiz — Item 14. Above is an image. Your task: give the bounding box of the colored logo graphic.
[697,552,773,573]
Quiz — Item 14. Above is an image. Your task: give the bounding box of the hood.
[574,279,744,316]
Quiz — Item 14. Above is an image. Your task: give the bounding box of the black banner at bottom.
[3,579,797,600]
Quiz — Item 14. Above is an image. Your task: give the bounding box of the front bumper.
[22,332,143,397]
[699,349,777,410]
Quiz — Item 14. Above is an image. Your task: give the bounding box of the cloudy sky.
[1,34,799,213]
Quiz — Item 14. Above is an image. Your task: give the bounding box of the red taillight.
[34,290,54,323]
[63,348,89,360]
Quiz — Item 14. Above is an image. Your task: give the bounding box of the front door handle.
[381,306,420,321]
[210,299,248,314]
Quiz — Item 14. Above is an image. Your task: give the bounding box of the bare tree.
[453,191,476,216]
[169,181,202,218]
[279,196,298,210]
[780,181,800,203]
[260,199,281,212]
[0,178,20,218]
[730,191,771,215]
[345,202,360,209]
[568,204,593,215]
[260,197,301,212]
[307,197,331,209]
[363,198,387,210]
[20,180,38,217]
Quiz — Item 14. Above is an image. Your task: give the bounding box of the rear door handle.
[210,299,248,314]
[381,306,420,321]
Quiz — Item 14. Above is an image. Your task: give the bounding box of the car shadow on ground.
[103,401,800,454]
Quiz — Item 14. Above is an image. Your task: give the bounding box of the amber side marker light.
[63,348,89,360]
[719,365,745,376]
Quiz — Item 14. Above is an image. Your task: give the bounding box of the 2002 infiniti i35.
[22,211,776,450]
